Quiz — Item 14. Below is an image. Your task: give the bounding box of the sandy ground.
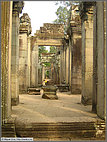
[11,91,99,124]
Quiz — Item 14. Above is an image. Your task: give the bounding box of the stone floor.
[11,91,99,124]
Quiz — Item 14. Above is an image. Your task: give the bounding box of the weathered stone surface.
[19,13,31,93]
[35,23,64,39]
[57,84,69,92]
[42,85,58,100]
[28,88,41,95]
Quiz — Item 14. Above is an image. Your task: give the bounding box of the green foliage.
[53,1,71,33]
[44,62,51,67]
[39,46,48,57]
[54,1,79,33]
[45,70,50,78]
[49,46,56,53]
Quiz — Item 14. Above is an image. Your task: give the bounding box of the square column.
[81,7,93,105]
[11,1,24,106]
[19,33,28,93]
[11,11,20,106]
[60,47,63,84]
[42,65,45,81]
[65,46,69,84]
[92,2,106,120]
[96,2,106,119]
[31,44,38,87]
[27,36,31,88]
[1,1,13,123]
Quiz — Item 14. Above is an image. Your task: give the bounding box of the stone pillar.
[92,2,106,120]
[60,46,64,84]
[63,47,66,82]
[27,36,31,87]
[92,4,97,112]
[65,45,69,84]
[31,44,38,87]
[80,5,93,105]
[71,33,82,94]
[11,2,24,105]
[1,1,13,124]
[19,13,32,93]
[69,39,72,89]
[42,65,45,81]
[96,2,106,119]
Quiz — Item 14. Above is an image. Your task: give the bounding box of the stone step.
[16,130,97,138]
[2,123,16,137]
[15,121,105,140]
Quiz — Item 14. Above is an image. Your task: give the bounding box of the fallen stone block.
[57,84,69,92]
[28,88,41,95]
[42,85,58,100]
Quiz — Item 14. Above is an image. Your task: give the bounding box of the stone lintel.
[19,27,31,35]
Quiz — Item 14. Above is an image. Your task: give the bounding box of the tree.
[53,1,79,33]
[39,46,48,57]
[49,46,56,53]
[53,1,71,33]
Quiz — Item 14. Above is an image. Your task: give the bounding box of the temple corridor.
[1,1,106,141]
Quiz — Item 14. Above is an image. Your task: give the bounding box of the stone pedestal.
[28,88,40,95]
[42,85,58,100]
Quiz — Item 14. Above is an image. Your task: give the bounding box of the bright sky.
[20,1,59,36]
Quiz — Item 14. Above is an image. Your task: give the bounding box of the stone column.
[68,43,70,85]
[96,2,106,119]
[80,5,93,105]
[27,36,31,87]
[92,4,97,112]
[60,47,63,84]
[42,65,45,81]
[19,13,32,93]
[1,1,13,124]
[11,2,24,106]
[69,39,72,89]
[63,47,66,82]
[31,44,38,87]
[92,2,106,119]
[71,32,82,94]
[65,45,69,84]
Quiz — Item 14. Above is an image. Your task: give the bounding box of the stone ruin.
[35,23,64,39]
[19,13,32,34]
